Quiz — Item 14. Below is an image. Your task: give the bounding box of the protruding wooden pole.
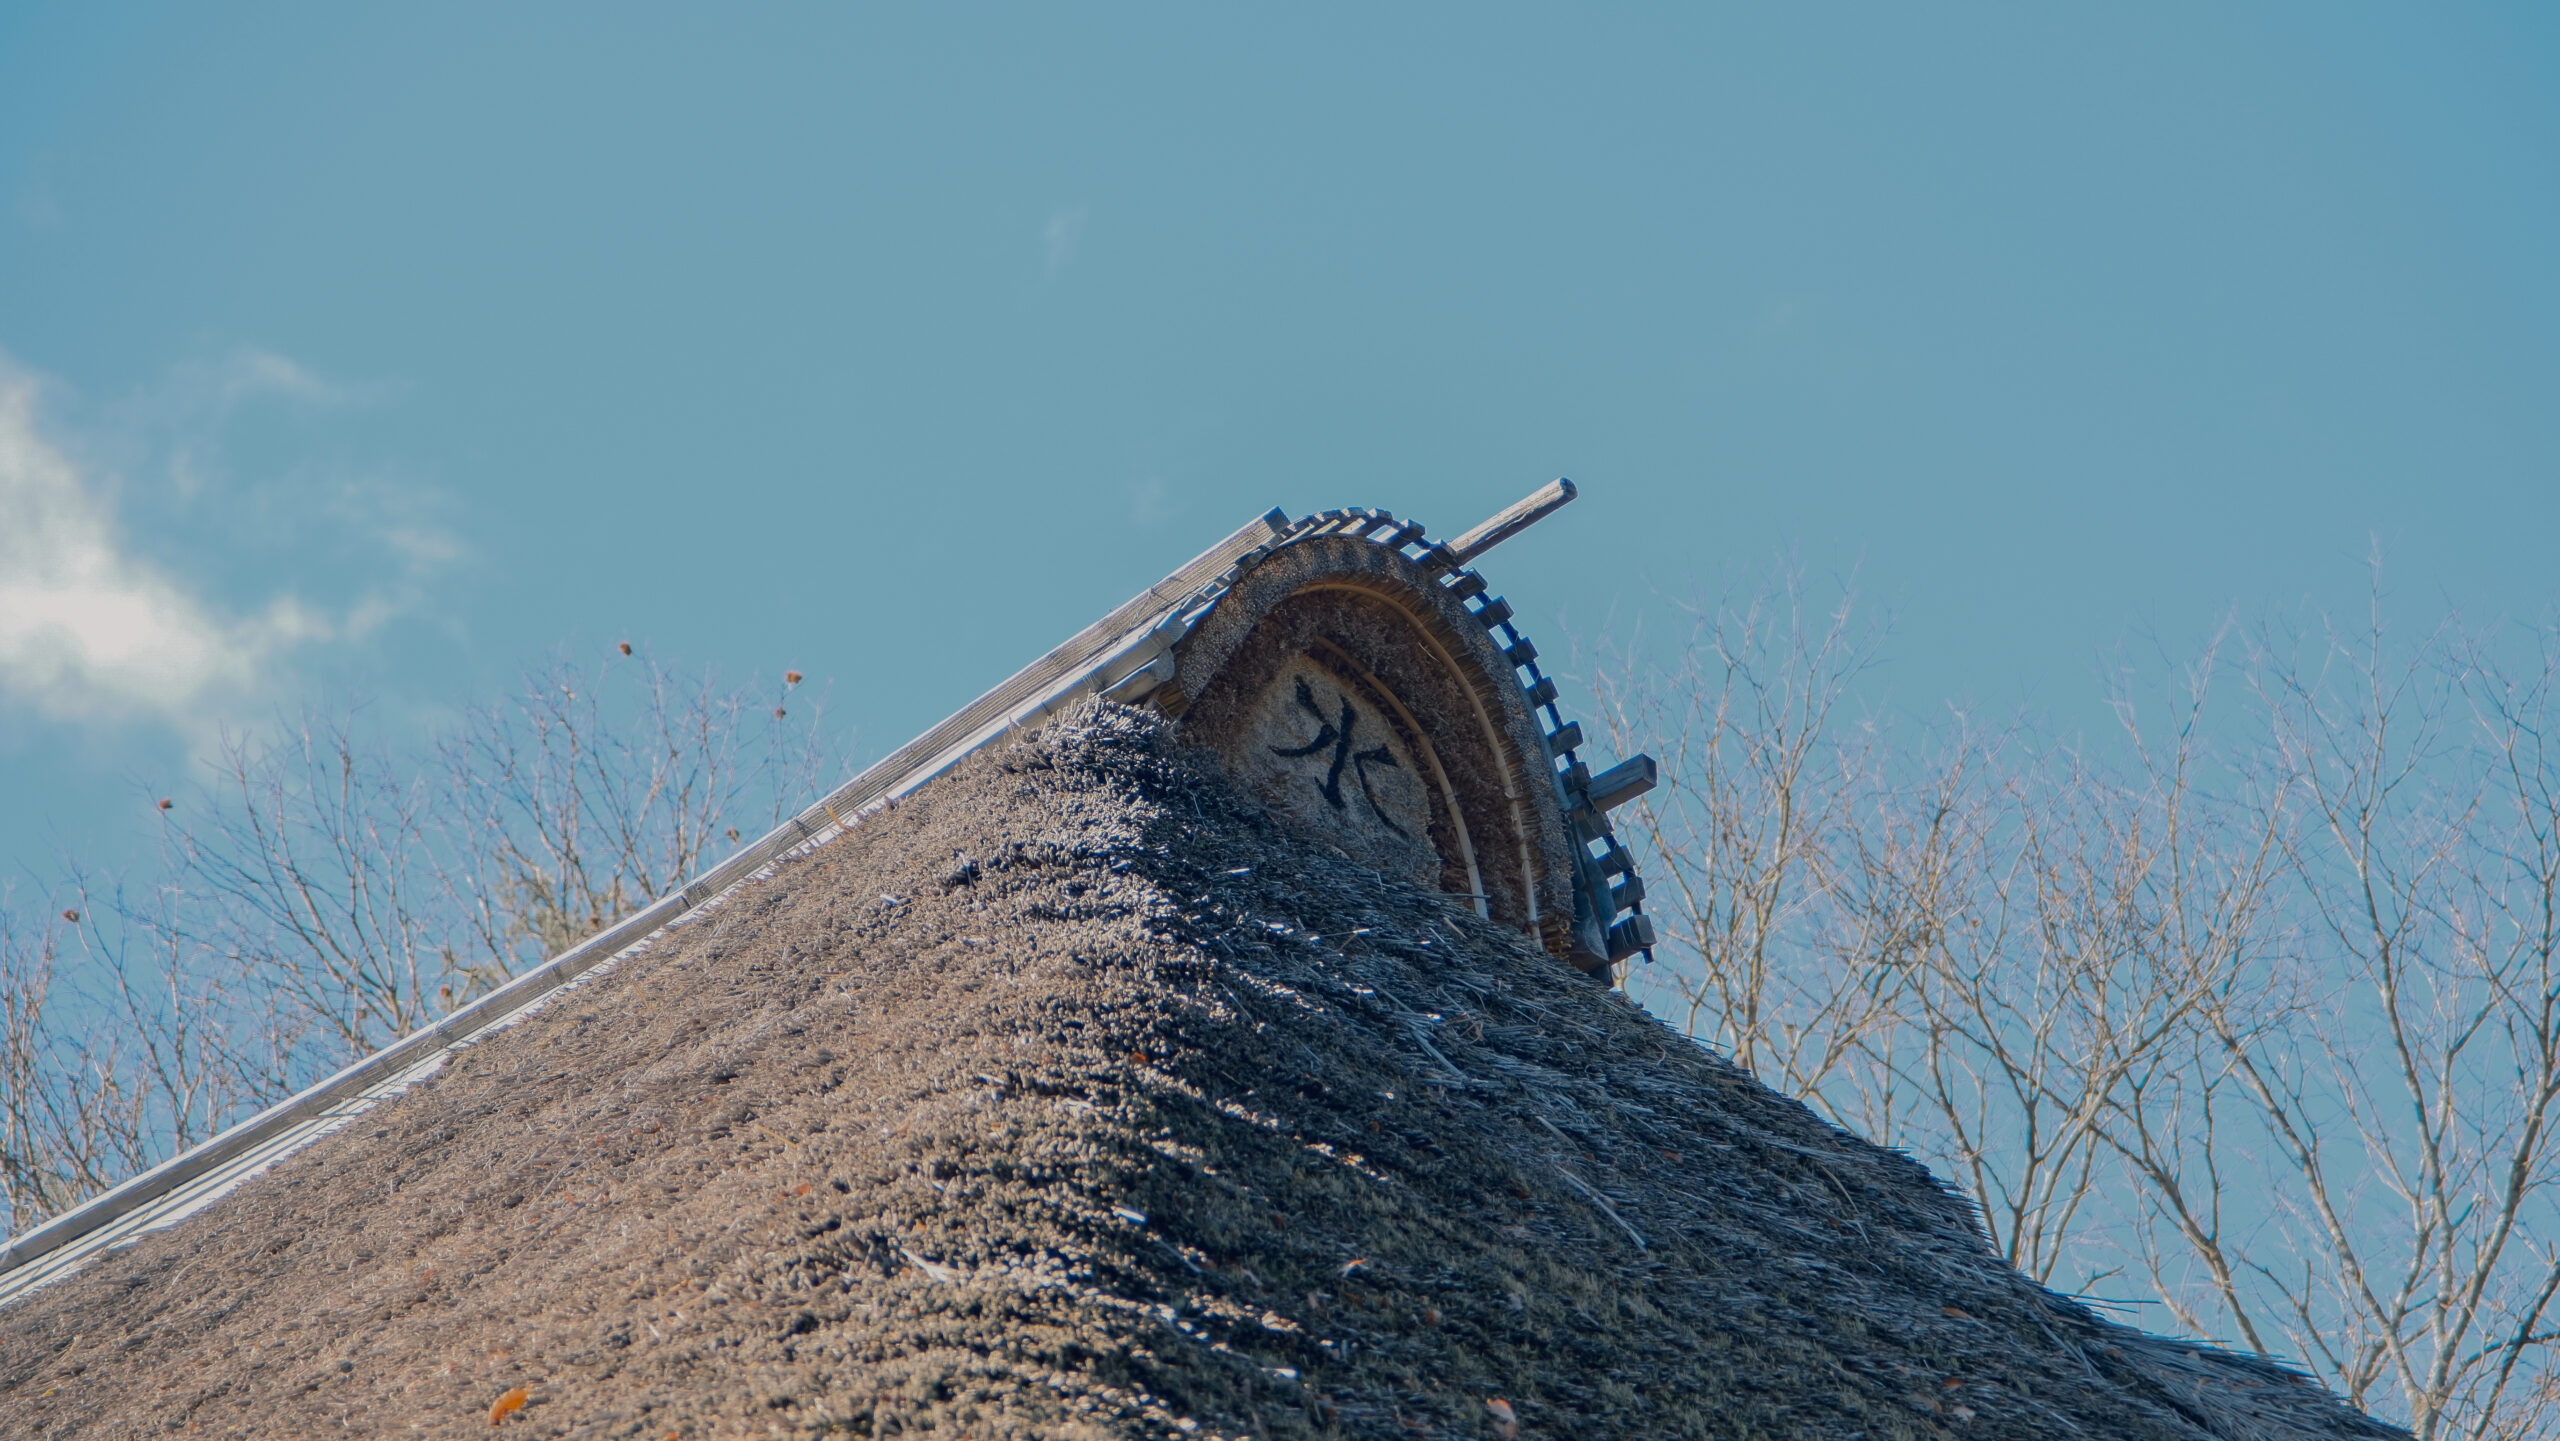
[1446,478,1577,565]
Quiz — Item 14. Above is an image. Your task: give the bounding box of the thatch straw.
[0,706,2400,1439]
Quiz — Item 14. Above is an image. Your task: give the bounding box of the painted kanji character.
[1270,675,1407,836]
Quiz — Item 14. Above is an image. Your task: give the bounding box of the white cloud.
[1044,206,1089,274]
[0,369,333,723]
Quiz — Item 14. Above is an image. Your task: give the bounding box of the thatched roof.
[0,707,2399,1439]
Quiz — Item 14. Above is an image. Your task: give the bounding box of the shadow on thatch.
[0,705,2401,1439]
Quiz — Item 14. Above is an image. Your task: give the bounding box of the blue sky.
[2,4,2554,881]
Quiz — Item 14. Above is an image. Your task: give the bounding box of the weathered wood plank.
[1446,478,1577,564]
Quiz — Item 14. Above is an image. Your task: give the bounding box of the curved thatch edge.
[1166,532,1579,953]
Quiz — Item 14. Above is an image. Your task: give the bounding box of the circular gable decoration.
[1140,505,1653,975]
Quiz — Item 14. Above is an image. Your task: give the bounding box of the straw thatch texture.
[0,706,2399,1439]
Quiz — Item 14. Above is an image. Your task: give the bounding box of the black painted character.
[1270,675,1407,835]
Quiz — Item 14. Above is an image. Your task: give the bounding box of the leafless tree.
[0,877,286,1237]
[2166,605,2560,1440]
[165,654,834,1073]
[439,657,826,977]
[1581,574,1903,1100]
[0,650,841,1236]
[171,713,456,1065]
[1588,569,2560,1438]
[0,898,91,1232]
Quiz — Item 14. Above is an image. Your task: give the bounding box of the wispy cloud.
[1128,474,1170,526]
[0,353,430,727]
[117,346,396,500]
[341,476,467,571]
[1044,206,1089,275]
